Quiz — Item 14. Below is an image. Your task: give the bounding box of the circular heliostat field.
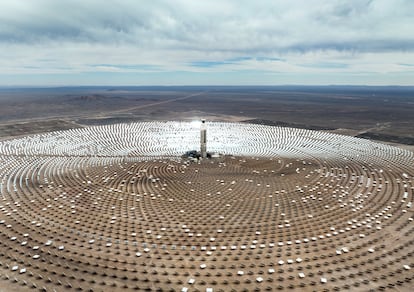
[0,121,413,291]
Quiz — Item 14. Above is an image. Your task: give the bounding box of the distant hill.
[243,118,336,131]
[67,94,123,102]
[356,132,414,145]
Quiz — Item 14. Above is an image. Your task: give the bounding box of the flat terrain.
[0,88,413,291]
[0,121,413,292]
[0,86,413,149]
[0,152,412,291]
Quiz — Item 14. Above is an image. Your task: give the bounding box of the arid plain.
[0,86,413,292]
[0,86,413,147]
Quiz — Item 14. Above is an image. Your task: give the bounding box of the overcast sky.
[1,0,413,86]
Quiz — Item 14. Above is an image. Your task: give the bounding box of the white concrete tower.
[200,119,207,158]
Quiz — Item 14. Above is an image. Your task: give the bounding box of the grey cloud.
[0,0,155,43]
[0,0,413,86]
[0,0,414,51]
[1,0,413,55]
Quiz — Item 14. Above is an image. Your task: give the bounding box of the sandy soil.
[0,154,412,291]
[0,87,413,291]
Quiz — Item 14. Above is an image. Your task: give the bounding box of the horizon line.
[1,84,414,89]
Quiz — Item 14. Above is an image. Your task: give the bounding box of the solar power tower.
[200,119,207,158]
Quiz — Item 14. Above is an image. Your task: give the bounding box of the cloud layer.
[1,0,413,85]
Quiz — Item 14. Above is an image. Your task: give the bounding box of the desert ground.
[0,86,413,147]
[0,87,413,291]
